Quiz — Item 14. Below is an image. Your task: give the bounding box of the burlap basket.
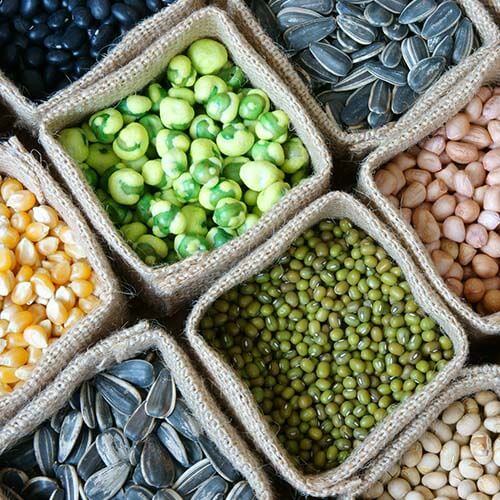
[341,364,500,499]
[0,0,205,131]
[0,320,274,500]
[357,54,500,337]
[39,6,332,315]
[0,136,125,426]
[482,0,500,24]
[185,191,468,497]
[217,0,500,160]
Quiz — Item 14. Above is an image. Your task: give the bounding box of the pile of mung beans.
[0,175,100,396]
[200,217,454,472]
[362,390,500,499]
[375,86,500,315]
[59,38,311,266]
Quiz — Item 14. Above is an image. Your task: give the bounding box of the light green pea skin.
[190,139,221,162]
[181,205,208,236]
[134,234,168,266]
[253,206,262,216]
[157,188,183,208]
[82,123,98,143]
[167,55,197,87]
[206,92,240,124]
[238,89,270,120]
[97,189,133,225]
[113,122,149,161]
[222,156,248,184]
[121,222,148,243]
[193,76,228,105]
[150,200,187,236]
[160,148,188,180]
[156,129,191,157]
[88,108,124,143]
[282,136,309,174]
[217,63,247,91]
[59,128,89,163]
[142,159,169,188]
[146,83,168,112]
[237,213,260,235]
[199,179,242,211]
[117,95,152,122]
[206,227,234,248]
[190,157,222,185]
[243,189,258,206]
[159,97,195,131]
[136,193,155,226]
[257,180,289,212]
[86,143,119,175]
[216,123,254,157]
[80,163,98,189]
[124,156,148,172]
[99,162,125,191]
[244,119,257,134]
[240,160,284,191]
[213,198,247,229]
[187,38,228,75]
[255,110,289,143]
[172,172,201,203]
[108,168,145,205]
[291,168,307,186]
[139,114,164,145]
[250,140,285,166]
[174,233,209,258]
[168,87,195,106]
[189,115,220,141]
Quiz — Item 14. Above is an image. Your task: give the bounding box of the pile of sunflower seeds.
[0,353,255,500]
[251,0,478,129]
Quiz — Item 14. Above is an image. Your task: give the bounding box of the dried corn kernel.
[0,366,18,384]
[11,212,31,233]
[0,347,28,368]
[25,222,49,242]
[0,248,13,272]
[1,179,23,202]
[7,190,36,212]
[6,333,28,348]
[23,325,49,349]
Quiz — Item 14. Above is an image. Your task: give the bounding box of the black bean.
[71,5,91,27]
[46,48,72,65]
[43,63,58,87]
[28,22,50,42]
[0,0,20,16]
[67,0,84,10]
[13,33,29,49]
[32,11,48,22]
[42,0,59,11]
[72,42,89,57]
[62,24,86,50]
[25,46,45,67]
[111,3,140,27]
[0,23,11,46]
[124,0,149,16]
[20,0,40,17]
[87,0,110,20]
[43,31,64,48]
[47,9,70,29]
[101,14,116,24]
[13,16,32,32]
[90,23,116,50]
[20,69,46,100]
[146,0,162,11]
[1,44,21,68]
[74,56,92,75]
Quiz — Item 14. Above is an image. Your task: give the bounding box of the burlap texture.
[185,191,468,497]
[39,6,332,316]
[0,137,125,426]
[482,0,500,23]
[0,320,274,500]
[0,0,205,130]
[357,56,500,337]
[220,0,500,160]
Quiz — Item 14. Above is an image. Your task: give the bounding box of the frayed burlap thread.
[221,0,500,159]
[39,6,332,315]
[357,55,500,337]
[185,191,468,497]
[0,137,125,426]
[0,321,274,500]
[0,0,205,130]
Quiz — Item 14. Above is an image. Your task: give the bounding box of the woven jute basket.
[218,0,500,160]
[483,0,500,23]
[0,320,274,500]
[0,137,125,426]
[342,365,500,499]
[357,54,500,337]
[39,6,332,315]
[185,191,468,497]
[0,0,205,131]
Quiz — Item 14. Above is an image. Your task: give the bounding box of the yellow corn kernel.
[64,243,86,260]
[59,225,76,245]
[0,270,15,296]
[79,295,100,313]
[50,262,71,285]
[0,382,12,395]
[0,366,18,384]
[25,222,49,242]
[47,251,71,264]
[35,296,48,306]
[10,212,31,233]
[39,319,52,333]
[24,325,49,349]
[0,347,28,367]
[0,304,21,322]
[64,307,85,329]
[32,205,59,229]
[36,237,59,256]
[8,310,34,333]
[16,265,34,282]
[0,203,11,219]
[0,226,20,249]
[0,247,13,272]
[69,279,93,298]
[52,324,65,337]
[7,190,36,212]
[28,304,46,324]
[70,261,92,281]
[16,237,38,266]
[46,298,68,325]
[1,178,23,203]
[27,346,42,364]
[31,272,55,299]
[6,333,28,348]
[0,339,6,353]
[11,281,35,306]
[0,320,9,338]
[50,222,66,239]
[54,286,76,310]
[15,364,33,381]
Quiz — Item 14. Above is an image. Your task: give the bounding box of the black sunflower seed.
[421,0,461,39]
[407,55,446,93]
[66,426,93,466]
[252,0,280,39]
[96,392,114,433]
[369,79,391,113]
[296,49,340,83]
[95,373,142,415]
[452,17,474,64]
[399,0,437,23]
[337,15,378,45]
[125,484,155,500]
[283,16,336,50]
[364,2,393,27]
[84,462,130,500]
[152,489,183,500]
[336,29,362,52]
[401,36,429,67]
[380,40,402,68]
[336,1,365,18]
[310,41,353,76]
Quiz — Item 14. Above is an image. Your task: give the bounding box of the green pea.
[89,108,124,143]
[217,63,247,91]
[157,188,183,208]
[124,156,148,172]
[136,193,155,226]
[139,114,164,147]
[238,89,270,120]
[190,139,221,162]
[240,160,284,191]
[207,227,234,248]
[282,137,309,174]
[256,181,289,213]
[206,92,240,124]
[120,221,148,243]
[160,148,188,180]
[59,127,89,163]
[168,87,196,106]
[255,110,289,143]
[117,95,152,121]
[187,38,228,75]
[199,179,242,211]
[134,234,168,265]
[172,172,200,203]
[190,157,222,185]
[180,205,208,236]
[250,140,285,166]
[167,55,197,87]
[82,123,98,143]
[216,123,255,157]
[112,123,149,161]
[213,198,247,229]
[243,189,258,207]
[189,114,221,141]
[107,167,144,206]
[146,82,168,112]
[142,160,169,188]
[193,75,228,104]
[174,233,209,258]
[156,130,191,156]
[96,189,133,225]
[86,144,119,175]
[237,213,260,235]
[222,156,248,184]
[150,199,187,236]
[159,97,195,131]
[79,163,98,189]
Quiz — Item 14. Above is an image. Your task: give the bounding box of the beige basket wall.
[482,0,500,23]
[0,137,126,425]
[186,191,468,497]
[39,6,332,316]
[357,56,500,337]
[219,0,500,160]
[0,0,205,130]
[0,320,274,500]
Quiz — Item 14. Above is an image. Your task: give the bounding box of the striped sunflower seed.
[277,7,323,30]
[280,0,334,14]
[432,34,454,61]
[140,435,176,489]
[145,368,176,419]
[107,360,155,389]
[283,16,336,50]
[34,425,57,477]
[95,373,142,416]
[173,459,216,496]
[401,35,429,67]
[368,110,393,127]
[341,83,371,125]
[310,42,353,76]
[364,3,394,27]
[421,0,461,39]
[391,84,417,114]
[84,462,130,500]
[124,402,157,443]
[336,1,365,19]
[399,0,437,24]
[380,40,402,68]
[351,41,386,63]
[333,64,377,91]
[452,17,474,64]
[369,79,392,113]
[77,442,104,482]
[366,61,408,85]
[382,22,409,41]
[22,477,59,500]
[58,411,83,463]
[157,422,190,468]
[407,55,446,93]
[337,15,378,45]
[374,0,409,14]
[191,475,228,500]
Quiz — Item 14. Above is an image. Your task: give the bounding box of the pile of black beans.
[0,0,176,101]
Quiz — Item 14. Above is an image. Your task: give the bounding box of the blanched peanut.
[446,141,479,164]
[442,217,466,243]
[446,113,470,141]
[494,437,500,466]
[455,199,480,223]
[478,210,500,230]
[422,134,446,155]
[472,254,499,278]
[445,263,464,281]
[432,195,457,221]
[376,169,398,196]
[459,458,483,479]
[466,224,488,249]
[394,152,416,170]
[417,150,442,172]
[404,492,425,500]
[401,182,427,208]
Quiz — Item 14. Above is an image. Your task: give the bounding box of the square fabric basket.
[0,137,125,426]
[0,0,204,131]
[39,6,332,315]
[186,191,468,497]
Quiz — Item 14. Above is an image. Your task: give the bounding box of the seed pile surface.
[0,0,177,101]
[250,0,477,130]
[0,352,255,500]
[0,176,99,397]
[200,218,454,472]
[362,390,500,499]
[59,38,311,267]
[375,86,500,315]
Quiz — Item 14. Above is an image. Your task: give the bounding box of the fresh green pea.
[168,87,196,106]
[112,123,149,161]
[190,158,222,185]
[217,63,247,91]
[86,144,119,175]
[120,221,148,243]
[108,168,144,205]
[251,140,285,166]
[139,114,164,148]
[79,163,98,189]
[134,234,168,265]
[189,115,221,141]
[97,189,133,225]
[136,193,155,226]
[222,156,248,184]
[159,97,195,131]
[172,173,200,203]
[174,233,209,258]
[213,198,247,229]
[124,156,148,172]
[237,213,260,235]
[199,179,242,210]
[187,38,228,75]
[240,160,284,191]
[216,123,255,157]
[180,205,208,236]
[291,168,308,186]
[59,127,89,163]
[146,83,168,112]
[156,130,191,156]
[167,55,197,87]
[150,199,187,236]
[193,75,228,104]
[256,181,289,213]
[206,92,240,124]
[142,160,169,188]
[82,123,98,143]
[157,188,183,208]
[282,137,309,174]
[243,189,258,207]
[238,89,270,120]
[255,110,289,143]
[89,108,124,143]
[207,227,235,248]
[117,95,152,121]
[190,139,221,162]
[160,148,188,180]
